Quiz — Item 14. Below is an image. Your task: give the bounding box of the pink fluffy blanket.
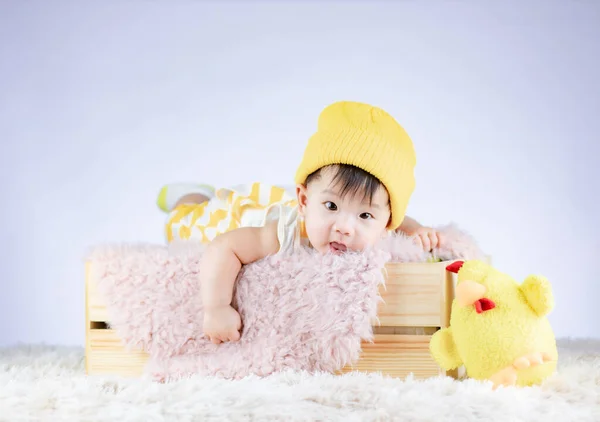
[87,224,484,381]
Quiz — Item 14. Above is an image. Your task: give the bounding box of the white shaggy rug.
[1,339,599,421]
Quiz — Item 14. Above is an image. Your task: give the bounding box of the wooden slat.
[85,262,110,322]
[87,272,110,322]
[339,334,442,379]
[86,329,147,377]
[373,326,438,335]
[377,261,450,327]
[85,329,443,380]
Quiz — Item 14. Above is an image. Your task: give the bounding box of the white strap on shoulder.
[275,205,300,254]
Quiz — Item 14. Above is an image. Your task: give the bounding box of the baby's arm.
[397,216,422,235]
[200,220,280,344]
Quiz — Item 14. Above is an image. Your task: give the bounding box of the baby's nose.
[334,216,354,235]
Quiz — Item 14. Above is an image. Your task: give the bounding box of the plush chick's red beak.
[474,297,496,313]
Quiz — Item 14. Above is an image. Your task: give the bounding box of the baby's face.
[296,169,391,254]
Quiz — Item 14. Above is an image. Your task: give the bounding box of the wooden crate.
[85,259,458,380]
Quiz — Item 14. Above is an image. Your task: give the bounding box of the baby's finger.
[413,235,423,249]
[210,335,222,345]
[428,231,439,250]
[420,233,431,252]
[436,232,444,248]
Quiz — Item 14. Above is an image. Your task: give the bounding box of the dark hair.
[305,164,386,205]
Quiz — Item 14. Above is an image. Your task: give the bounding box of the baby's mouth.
[329,242,347,253]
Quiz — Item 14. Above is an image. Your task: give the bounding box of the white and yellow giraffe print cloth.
[163,182,310,254]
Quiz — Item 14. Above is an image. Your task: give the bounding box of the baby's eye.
[360,212,373,220]
[324,201,337,211]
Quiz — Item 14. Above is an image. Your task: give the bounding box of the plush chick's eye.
[324,201,337,211]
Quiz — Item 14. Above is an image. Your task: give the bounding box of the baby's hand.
[412,227,443,252]
[202,305,242,345]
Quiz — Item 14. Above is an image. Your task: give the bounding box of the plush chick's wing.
[520,274,555,317]
[430,327,463,370]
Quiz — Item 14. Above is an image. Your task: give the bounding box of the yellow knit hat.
[294,101,416,229]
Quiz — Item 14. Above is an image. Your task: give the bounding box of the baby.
[159,101,442,344]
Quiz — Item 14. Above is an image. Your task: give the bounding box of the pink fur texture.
[87,224,484,381]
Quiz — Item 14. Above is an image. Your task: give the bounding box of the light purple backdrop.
[0,1,598,346]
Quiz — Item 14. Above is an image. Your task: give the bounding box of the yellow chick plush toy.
[429,260,558,389]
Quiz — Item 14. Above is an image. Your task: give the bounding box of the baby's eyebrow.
[364,201,382,209]
[321,189,339,197]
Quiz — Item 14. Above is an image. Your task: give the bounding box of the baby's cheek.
[361,231,382,249]
[306,221,326,245]
[352,237,368,251]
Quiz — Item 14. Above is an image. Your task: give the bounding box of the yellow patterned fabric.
[165,182,309,253]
